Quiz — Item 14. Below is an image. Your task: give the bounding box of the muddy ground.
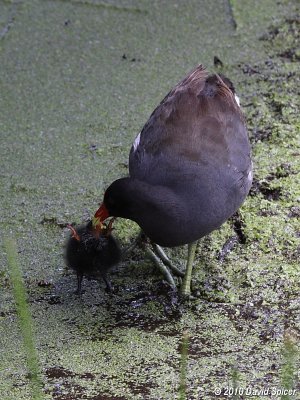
[0,1,299,399]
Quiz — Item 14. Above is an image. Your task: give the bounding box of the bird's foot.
[74,288,85,297]
[104,284,115,294]
[179,291,197,303]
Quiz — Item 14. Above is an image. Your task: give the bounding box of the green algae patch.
[281,330,299,397]
[230,0,279,33]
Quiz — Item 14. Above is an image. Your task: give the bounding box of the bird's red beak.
[92,203,110,231]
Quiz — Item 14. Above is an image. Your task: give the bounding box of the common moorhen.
[65,221,121,295]
[93,64,252,295]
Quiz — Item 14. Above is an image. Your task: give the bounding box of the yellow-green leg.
[144,246,176,289]
[180,241,198,296]
[152,244,184,277]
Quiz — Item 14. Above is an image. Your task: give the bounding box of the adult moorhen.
[93,64,252,295]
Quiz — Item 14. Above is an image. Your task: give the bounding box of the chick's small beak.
[92,203,110,230]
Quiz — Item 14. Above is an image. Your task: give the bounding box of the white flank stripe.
[133,132,141,152]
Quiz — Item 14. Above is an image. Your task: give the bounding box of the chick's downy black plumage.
[65,221,121,295]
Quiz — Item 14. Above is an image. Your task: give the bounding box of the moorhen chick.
[65,221,121,295]
[93,64,252,295]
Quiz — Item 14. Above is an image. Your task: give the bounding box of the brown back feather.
[173,64,208,93]
[215,74,237,103]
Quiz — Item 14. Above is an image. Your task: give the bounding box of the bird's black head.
[103,178,134,218]
[93,178,134,230]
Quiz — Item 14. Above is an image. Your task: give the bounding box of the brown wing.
[129,65,248,186]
